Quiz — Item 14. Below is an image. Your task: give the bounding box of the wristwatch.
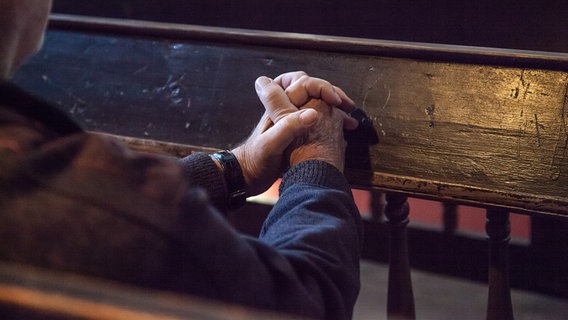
[209,150,246,209]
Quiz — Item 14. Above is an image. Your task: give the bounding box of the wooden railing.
[10,14,568,319]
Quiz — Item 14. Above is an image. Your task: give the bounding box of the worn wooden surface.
[13,15,568,218]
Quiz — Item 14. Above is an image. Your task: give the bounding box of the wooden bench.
[9,14,568,319]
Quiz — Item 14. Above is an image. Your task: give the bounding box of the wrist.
[209,150,247,210]
[289,147,344,173]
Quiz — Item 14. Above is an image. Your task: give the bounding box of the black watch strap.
[209,150,246,209]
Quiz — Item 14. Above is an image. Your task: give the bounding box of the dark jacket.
[0,82,362,319]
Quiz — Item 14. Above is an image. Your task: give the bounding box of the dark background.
[52,0,568,53]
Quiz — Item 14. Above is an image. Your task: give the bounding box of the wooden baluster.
[440,202,459,276]
[486,208,514,320]
[370,190,386,222]
[442,202,458,236]
[385,192,415,320]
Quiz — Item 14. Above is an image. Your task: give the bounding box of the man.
[0,1,362,319]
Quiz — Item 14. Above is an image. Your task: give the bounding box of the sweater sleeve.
[259,160,363,319]
[176,157,362,319]
[178,152,228,210]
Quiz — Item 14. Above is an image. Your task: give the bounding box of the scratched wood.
[13,15,568,217]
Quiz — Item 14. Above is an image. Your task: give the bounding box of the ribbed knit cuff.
[179,152,227,208]
[279,160,352,195]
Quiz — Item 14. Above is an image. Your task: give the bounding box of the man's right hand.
[288,98,347,172]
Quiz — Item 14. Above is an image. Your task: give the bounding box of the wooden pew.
[11,14,568,319]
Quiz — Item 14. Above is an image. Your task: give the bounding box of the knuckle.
[297,74,310,84]
[261,87,281,101]
[272,108,290,123]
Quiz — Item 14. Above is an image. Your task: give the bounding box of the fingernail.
[299,109,318,126]
[255,76,272,92]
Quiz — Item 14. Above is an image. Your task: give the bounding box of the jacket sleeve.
[177,157,362,319]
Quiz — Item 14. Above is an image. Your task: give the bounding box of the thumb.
[255,76,298,123]
[262,109,318,154]
[297,108,318,126]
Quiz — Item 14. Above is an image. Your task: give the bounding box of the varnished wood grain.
[13,15,568,218]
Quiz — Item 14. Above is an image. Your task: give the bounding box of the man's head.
[0,0,52,79]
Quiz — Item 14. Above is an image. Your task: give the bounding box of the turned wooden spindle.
[442,203,458,236]
[486,208,514,320]
[370,190,386,221]
[385,192,415,320]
